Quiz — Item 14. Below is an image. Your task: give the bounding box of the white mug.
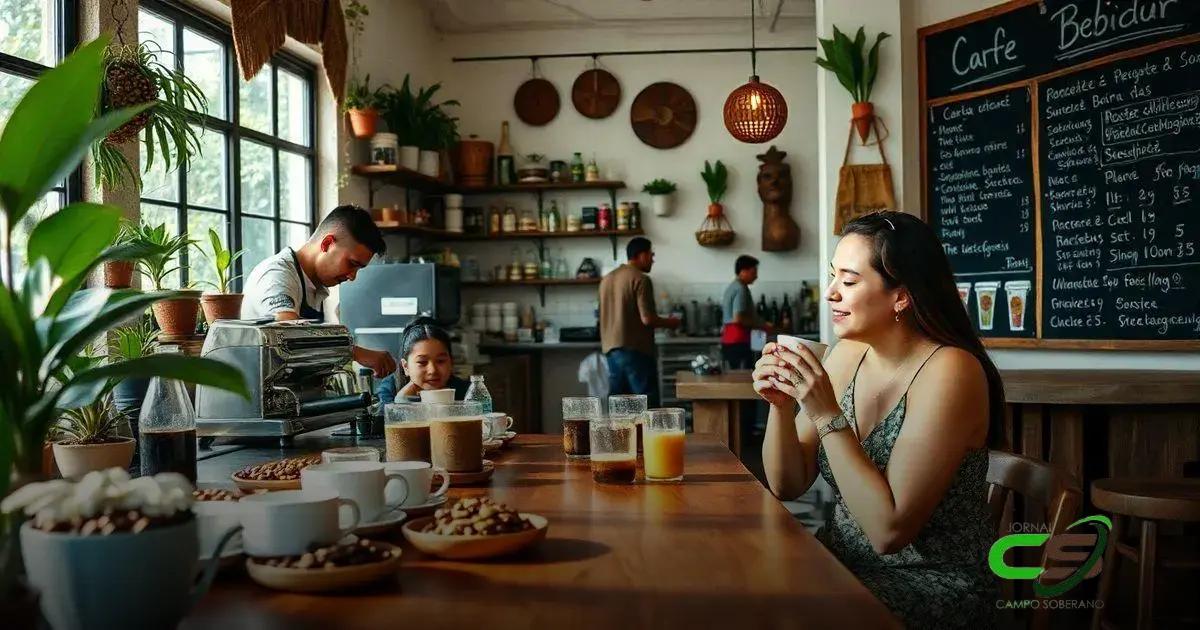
[238,489,360,557]
[301,461,409,524]
[383,460,450,507]
[193,499,243,559]
[419,388,455,403]
[775,334,829,362]
[484,412,513,439]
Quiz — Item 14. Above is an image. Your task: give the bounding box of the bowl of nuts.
[401,497,548,560]
[245,536,403,592]
[231,454,322,491]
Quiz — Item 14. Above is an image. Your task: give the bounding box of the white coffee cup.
[484,412,513,439]
[301,461,410,524]
[383,460,450,507]
[193,499,243,560]
[238,489,361,557]
[419,388,455,403]
[776,334,829,362]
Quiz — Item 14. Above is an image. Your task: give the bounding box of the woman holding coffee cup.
[752,211,1003,629]
[376,317,471,404]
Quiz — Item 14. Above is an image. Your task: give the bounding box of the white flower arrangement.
[1,468,194,531]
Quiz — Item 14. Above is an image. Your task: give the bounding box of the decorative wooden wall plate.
[514,78,560,126]
[630,82,696,149]
[571,68,621,119]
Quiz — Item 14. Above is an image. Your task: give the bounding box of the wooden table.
[184,435,897,629]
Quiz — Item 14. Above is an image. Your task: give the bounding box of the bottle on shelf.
[780,295,793,334]
[538,204,548,232]
[769,298,780,330]
[598,202,612,230]
[797,281,810,333]
[757,295,768,324]
[489,205,501,234]
[497,121,516,186]
[540,251,553,279]
[502,206,517,233]
[616,202,630,231]
[547,200,561,233]
[464,375,493,416]
[585,156,600,182]
[554,247,570,279]
[629,201,641,231]
[570,152,585,183]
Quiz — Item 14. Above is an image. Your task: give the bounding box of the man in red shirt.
[720,255,772,370]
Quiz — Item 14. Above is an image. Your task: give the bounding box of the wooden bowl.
[230,474,301,492]
[245,543,403,592]
[402,514,548,560]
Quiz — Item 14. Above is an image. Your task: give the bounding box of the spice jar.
[616,202,630,231]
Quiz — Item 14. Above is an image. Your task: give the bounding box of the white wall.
[896,0,1200,370]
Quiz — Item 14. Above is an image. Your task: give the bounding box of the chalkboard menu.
[927,87,1037,338]
[920,0,1200,347]
[1039,42,1200,340]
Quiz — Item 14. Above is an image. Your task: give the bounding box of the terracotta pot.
[52,438,135,480]
[151,293,200,337]
[455,138,494,187]
[103,260,135,288]
[851,101,875,144]
[707,202,724,218]
[200,293,243,324]
[347,108,379,139]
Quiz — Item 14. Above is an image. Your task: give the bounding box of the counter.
[190,433,898,629]
[675,369,1200,510]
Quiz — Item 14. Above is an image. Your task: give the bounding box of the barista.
[240,205,397,376]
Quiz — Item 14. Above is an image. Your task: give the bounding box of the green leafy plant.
[814,25,890,103]
[701,160,728,204]
[109,319,160,362]
[379,75,459,148]
[53,394,129,445]
[193,228,242,294]
[642,178,677,195]
[344,73,382,112]
[129,222,193,290]
[344,0,370,71]
[0,35,248,601]
[92,40,208,190]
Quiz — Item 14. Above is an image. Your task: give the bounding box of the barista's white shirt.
[239,248,329,319]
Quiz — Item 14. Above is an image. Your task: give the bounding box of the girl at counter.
[753,211,1002,628]
[375,317,471,404]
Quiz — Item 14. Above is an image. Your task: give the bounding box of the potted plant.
[2,470,240,630]
[642,178,678,217]
[345,73,383,139]
[0,36,248,617]
[92,39,207,190]
[193,228,244,323]
[380,75,459,174]
[103,219,138,288]
[696,160,735,247]
[131,222,198,337]
[109,318,160,421]
[50,394,134,480]
[815,25,890,143]
[420,101,460,179]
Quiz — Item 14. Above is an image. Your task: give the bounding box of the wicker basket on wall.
[695,203,735,247]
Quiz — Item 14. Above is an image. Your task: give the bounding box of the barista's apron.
[288,248,324,321]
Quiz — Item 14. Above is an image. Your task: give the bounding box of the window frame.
[0,0,83,203]
[138,0,317,291]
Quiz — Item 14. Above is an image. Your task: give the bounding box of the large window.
[0,0,78,284]
[138,1,316,291]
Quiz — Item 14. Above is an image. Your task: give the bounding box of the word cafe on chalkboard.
[920,0,1200,349]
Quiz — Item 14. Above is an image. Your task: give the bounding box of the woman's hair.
[399,316,453,361]
[841,211,1006,448]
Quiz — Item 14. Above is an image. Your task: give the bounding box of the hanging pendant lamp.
[723,0,788,143]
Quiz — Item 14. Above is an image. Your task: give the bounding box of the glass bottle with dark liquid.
[138,349,199,483]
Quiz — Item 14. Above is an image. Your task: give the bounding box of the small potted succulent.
[131,222,198,336]
[642,178,678,217]
[109,318,160,421]
[2,469,239,630]
[193,228,244,323]
[345,73,383,139]
[51,394,135,480]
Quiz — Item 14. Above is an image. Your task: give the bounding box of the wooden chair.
[987,450,1083,630]
[1090,478,1200,630]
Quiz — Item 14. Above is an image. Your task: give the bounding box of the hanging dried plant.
[91,41,208,189]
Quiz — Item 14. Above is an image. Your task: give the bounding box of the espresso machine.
[195,320,370,443]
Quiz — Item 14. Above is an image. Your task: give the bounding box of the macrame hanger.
[111,0,129,45]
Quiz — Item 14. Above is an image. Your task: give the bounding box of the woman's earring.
[894,309,902,322]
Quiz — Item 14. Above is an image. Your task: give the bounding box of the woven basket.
[695,229,735,247]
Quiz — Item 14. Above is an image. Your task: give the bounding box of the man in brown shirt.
[599,237,680,406]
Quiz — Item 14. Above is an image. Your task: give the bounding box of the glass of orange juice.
[644,408,685,482]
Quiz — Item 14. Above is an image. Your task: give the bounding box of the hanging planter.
[92,39,207,190]
[815,26,890,144]
[695,161,735,247]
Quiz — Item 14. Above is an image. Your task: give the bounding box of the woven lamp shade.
[723,76,787,143]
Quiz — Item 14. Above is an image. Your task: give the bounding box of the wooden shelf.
[351,164,454,194]
[456,180,626,193]
[463,278,601,288]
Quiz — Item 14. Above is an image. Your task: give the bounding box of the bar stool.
[1090,478,1200,630]
[987,450,1082,630]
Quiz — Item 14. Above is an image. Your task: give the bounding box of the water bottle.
[464,375,493,416]
[138,347,198,483]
